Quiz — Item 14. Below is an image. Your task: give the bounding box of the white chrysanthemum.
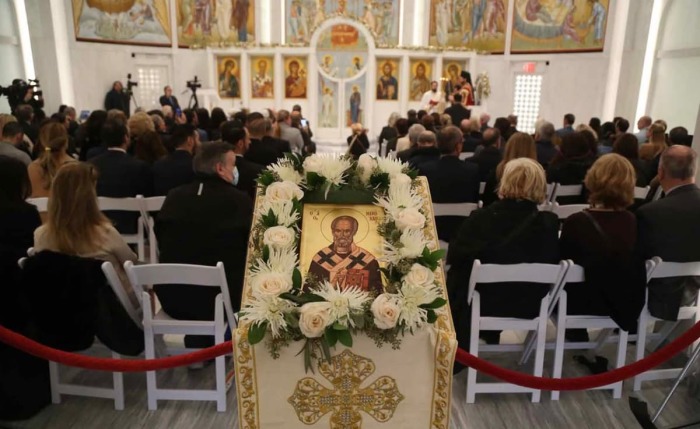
[250,247,297,280]
[258,199,300,227]
[314,281,370,328]
[381,228,428,265]
[377,157,407,178]
[269,161,303,185]
[398,282,441,330]
[240,294,296,338]
[317,154,352,187]
[375,181,423,220]
[357,154,377,184]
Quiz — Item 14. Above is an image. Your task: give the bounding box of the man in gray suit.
[277,109,303,155]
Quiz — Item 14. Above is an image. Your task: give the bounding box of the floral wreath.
[240,153,447,371]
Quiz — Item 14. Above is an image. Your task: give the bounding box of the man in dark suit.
[535,121,558,169]
[408,130,440,173]
[158,86,180,111]
[556,113,575,137]
[153,124,198,196]
[421,125,479,242]
[155,141,253,347]
[245,115,285,167]
[637,145,700,320]
[90,119,153,234]
[397,123,425,163]
[221,121,263,200]
[467,128,502,182]
[444,93,470,127]
[104,81,128,114]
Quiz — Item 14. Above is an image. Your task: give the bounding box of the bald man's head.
[659,145,697,192]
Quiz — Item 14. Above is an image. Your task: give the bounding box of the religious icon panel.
[315,24,369,80]
[216,55,242,99]
[408,59,433,102]
[376,58,400,101]
[318,75,338,128]
[345,76,366,126]
[250,56,274,99]
[284,56,308,99]
[300,204,385,294]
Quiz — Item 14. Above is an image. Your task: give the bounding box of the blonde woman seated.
[447,158,560,350]
[482,132,538,205]
[28,122,76,199]
[33,162,139,306]
[559,154,646,340]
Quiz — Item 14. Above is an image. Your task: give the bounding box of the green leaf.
[426,310,438,324]
[262,245,270,262]
[284,311,299,329]
[324,327,338,347]
[337,329,353,347]
[332,321,346,331]
[248,321,268,345]
[257,171,275,187]
[320,337,332,363]
[279,292,325,305]
[306,172,325,188]
[419,297,447,310]
[369,172,390,190]
[406,168,418,180]
[303,340,314,374]
[431,249,446,261]
[292,268,302,290]
[422,246,431,259]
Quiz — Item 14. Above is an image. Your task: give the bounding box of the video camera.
[0,78,43,112]
[187,76,202,92]
[124,73,138,96]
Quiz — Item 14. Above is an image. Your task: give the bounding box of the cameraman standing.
[104,81,129,115]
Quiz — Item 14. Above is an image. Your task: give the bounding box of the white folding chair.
[548,262,628,400]
[550,203,590,220]
[98,196,146,261]
[102,261,142,327]
[387,150,397,160]
[465,260,568,403]
[478,182,486,195]
[546,183,556,202]
[634,257,700,391]
[139,196,166,263]
[124,261,235,411]
[18,255,127,410]
[459,152,474,160]
[550,183,582,203]
[433,202,482,263]
[634,186,651,200]
[26,197,48,212]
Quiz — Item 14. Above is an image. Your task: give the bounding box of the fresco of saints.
[321,86,335,127]
[349,85,361,124]
[320,55,339,77]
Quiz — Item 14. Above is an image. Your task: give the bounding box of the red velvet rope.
[1,321,699,391]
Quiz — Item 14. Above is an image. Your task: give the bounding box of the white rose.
[391,173,412,187]
[394,208,426,231]
[299,302,332,338]
[371,294,401,330]
[262,226,296,249]
[403,263,435,288]
[357,154,376,184]
[265,181,304,202]
[276,166,303,184]
[303,156,323,174]
[253,272,293,296]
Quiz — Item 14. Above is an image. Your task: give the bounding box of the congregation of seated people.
[0,96,698,419]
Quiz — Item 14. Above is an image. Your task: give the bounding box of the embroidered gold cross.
[288,349,404,428]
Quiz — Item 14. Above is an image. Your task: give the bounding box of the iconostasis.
[69,0,610,139]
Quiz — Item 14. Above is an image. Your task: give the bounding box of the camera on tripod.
[187,76,201,91]
[124,73,138,95]
[0,78,43,112]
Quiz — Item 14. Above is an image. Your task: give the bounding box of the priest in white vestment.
[419,81,442,114]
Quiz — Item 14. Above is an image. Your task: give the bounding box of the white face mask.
[232,165,240,186]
